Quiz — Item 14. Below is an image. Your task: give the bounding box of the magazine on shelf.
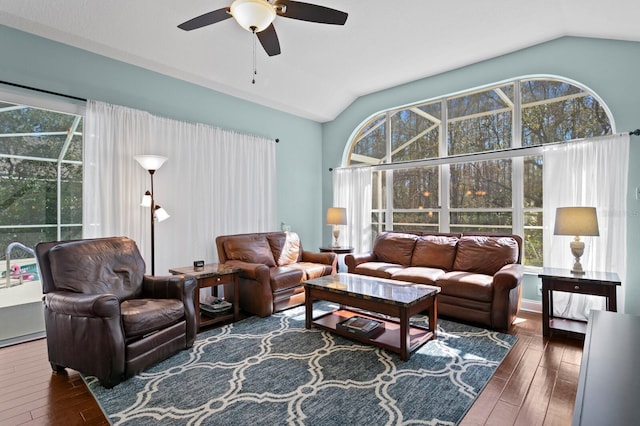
[337,316,384,337]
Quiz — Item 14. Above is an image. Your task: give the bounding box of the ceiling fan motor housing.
[230,0,276,32]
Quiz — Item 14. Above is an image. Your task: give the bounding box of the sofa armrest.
[493,263,524,291]
[301,250,336,266]
[223,260,270,280]
[142,275,196,301]
[43,290,126,385]
[44,291,120,318]
[223,260,273,317]
[345,252,377,273]
[491,263,524,330]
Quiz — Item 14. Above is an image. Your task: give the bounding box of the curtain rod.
[330,129,638,172]
[0,80,86,102]
[0,80,286,141]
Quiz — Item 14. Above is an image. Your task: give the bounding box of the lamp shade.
[230,0,276,32]
[140,191,152,207]
[154,205,170,222]
[134,155,168,171]
[554,207,599,237]
[326,207,347,225]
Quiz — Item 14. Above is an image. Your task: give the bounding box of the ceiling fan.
[177,0,348,57]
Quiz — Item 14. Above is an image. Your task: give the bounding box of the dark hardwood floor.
[461,311,583,426]
[0,310,582,425]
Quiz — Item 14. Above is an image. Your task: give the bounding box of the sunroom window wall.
[347,77,612,269]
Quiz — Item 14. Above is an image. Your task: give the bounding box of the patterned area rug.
[85,303,517,425]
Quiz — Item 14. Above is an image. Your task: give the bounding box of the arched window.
[346,76,613,268]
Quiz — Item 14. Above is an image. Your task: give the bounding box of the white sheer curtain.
[333,166,373,253]
[84,100,277,275]
[543,134,629,318]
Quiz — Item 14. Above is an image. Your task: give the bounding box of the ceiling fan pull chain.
[251,27,257,84]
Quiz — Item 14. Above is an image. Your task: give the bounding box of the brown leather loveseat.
[345,232,523,330]
[216,231,336,317]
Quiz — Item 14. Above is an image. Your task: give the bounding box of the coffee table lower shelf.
[311,309,434,359]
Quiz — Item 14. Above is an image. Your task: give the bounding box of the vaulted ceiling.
[1,0,639,122]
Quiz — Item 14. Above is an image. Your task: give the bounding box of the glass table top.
[304,273,440,306]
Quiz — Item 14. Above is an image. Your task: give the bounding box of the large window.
[0,92,84,347]
[348,77,613,268]
[0,100,83,262]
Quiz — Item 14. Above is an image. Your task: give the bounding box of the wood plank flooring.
[0,310,582,425]
[461,311,583,426]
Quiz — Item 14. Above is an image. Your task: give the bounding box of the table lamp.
[326,207,347,247]
[554,207,599,275]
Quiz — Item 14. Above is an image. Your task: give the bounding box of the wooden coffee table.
[304,273,440,361]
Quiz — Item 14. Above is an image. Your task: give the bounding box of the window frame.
[346,75,615,271]
[0,85,85,247]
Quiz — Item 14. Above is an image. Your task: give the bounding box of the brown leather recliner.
[35,236,197,388]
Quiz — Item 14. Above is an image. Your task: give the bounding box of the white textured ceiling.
[1,0,639,122]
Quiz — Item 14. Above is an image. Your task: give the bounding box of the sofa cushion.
[120,298,184,338]
[267,232,300,266]
[452,236,519,275]
[373,232,418,266]
[391,266,446,285]
[410,235,459,270]
[286,262,332,280]
[224,235,276,267]
[436,271,494,302]
[354,262,406,279]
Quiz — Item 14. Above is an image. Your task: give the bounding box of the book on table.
[200,298,232,316]
[337,316,384,337]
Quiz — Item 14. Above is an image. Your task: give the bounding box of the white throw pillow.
[278,231,300,266]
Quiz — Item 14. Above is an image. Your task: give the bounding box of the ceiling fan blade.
[275,0,347,25]
[257,24,281,57]
[178,8,231,31]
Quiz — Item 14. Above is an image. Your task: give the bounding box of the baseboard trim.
[0,331,46,349]
[521,299,542,314]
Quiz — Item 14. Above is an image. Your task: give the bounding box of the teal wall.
[3,24,639,313]
[0,24,324,250]
[322,37,640,314]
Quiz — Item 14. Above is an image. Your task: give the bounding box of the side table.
[319,246,354,272]
[169,263,241,331]
[538,267,621,338]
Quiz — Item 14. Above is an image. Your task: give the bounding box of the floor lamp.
[135,155,170,276]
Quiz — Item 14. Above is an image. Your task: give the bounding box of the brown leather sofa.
[345,232,523,330]
[216,231,337,317]
[35,236,197,388]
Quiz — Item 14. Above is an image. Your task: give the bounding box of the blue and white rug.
[85,303,516,425]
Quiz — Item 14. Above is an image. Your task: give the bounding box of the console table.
[169,263,240,330]
[538,267,620,338]
[573,310,639,425]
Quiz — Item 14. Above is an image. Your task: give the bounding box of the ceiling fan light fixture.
[230,0,276,32]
